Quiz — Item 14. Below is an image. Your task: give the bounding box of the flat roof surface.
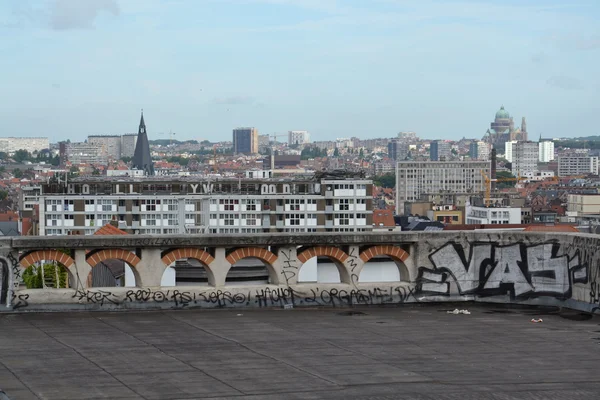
[0,304,599,400]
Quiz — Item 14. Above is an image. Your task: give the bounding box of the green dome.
[495,106,510,119]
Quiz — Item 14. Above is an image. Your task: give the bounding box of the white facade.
[558,156,599,177]
[121,134,138,158]
[466,205,521,225]
[0,137,49,153]
[504,140,518,162]
[88,135,122,160]
[288,131,310,145]
[511,141,538,177]
[538,140,554,162]
[396,161,491,215]
[477,141,491,161]
[66,142,107,165]
[520,170,555,181]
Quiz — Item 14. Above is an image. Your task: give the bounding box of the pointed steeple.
[132,109,154,175]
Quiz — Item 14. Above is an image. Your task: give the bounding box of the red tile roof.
[94,223,128,236]
[373,209,396,227]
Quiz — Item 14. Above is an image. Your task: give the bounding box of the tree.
[359,148,364,159]
[496,170,517,189]
[13,169,23,179]
[333,148,340,157]
[373,173,396,188]
[23,264,68,289]
[0,190,7,200]
[121,156,133,163]
[0,152,8,161]
[13,149,30,163]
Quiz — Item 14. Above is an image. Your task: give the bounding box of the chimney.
[491,148,497,191]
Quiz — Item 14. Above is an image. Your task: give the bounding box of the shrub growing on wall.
[22,264,68,289]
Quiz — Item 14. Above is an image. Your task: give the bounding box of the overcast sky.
[1,0,599,142]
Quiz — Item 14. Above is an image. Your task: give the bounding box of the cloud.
[49,0,119,30]
[546,76,583,90]
[213,96,256,105]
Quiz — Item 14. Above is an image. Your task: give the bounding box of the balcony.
[325,220,334,228]
[276,220,285,228]
[325,205,334,213]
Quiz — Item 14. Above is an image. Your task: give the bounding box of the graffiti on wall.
[417,242,587,299]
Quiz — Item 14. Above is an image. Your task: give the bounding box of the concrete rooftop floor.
[0,304,599,400]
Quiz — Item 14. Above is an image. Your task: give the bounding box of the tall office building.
[233,127,259,154]
[388,139,409,161]
[469,141,491,161]
[88,135,122,160]
[288,131,310,145]
[504,140,518,162]
[430,140,451,161]
[511,141,538,176]
[132,111,154,176]
[396,160,491,214]
[539,139,555,163]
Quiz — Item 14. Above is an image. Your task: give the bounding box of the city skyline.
[1,0,599,142]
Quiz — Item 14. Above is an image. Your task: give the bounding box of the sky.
[0,0,599,143]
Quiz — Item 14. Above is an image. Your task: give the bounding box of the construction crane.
[480,171,527,207]
[159,131,176,146]
[268,133,288,170]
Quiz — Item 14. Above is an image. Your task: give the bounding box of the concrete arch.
[20,250,75,269]
[226,247,277,265]
[297,246,351,284]
[161,248,217,286]
[358,245,411,282]
[161,248,215,266]
[226,247,279,285]
[86,249,141,267]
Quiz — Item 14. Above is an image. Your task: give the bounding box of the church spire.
[132,109,154,176]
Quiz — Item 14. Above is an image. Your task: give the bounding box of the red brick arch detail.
[359,245,409,263]
[226,248,277,265]
[86,249,141,267]
[297,246,349,264]
[19,250,75,268]
[161,248,214,266]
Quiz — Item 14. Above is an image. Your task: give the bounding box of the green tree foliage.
[167,156,191,166]
[0,152,8,161]
[13,149,30,163]
[333,148,340,157]
[373,173,396,188]
[23,264,69,289]
[496,170,517,189]
[13,169,23,179]
[300,146,328,160]
[0,190,7,200]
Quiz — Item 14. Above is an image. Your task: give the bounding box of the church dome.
[495,106,510,119]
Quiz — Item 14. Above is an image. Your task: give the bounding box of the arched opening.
[225,248,277,286]
[19,250,76,289]
[359,246,410,283]
[297,246,349,284]
[161,248,215,286]
[86,249,141,288]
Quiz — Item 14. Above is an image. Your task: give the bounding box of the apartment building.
[396,161,490,215]
[465,205,521,224]
[36,173,373,236]
[0,137,49,153]
[558,156,599,177]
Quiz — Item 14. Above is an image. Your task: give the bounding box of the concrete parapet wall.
[1,231,599,313]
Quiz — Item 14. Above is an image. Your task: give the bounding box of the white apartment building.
[121,134,138,158]
[465,205,521,225]
[520,170,555,182]
[477,141,491,161]
[558,156,599,177]
[88,135,122,160]
[0,137,49,153]
[504,140,518,162]
[539,140,554,162]
[396,161,491,215]
[288,131,310,145]
[35,174,373,236]
[567,194,600,216]
[511,141,538,177]
[66,142,107,165]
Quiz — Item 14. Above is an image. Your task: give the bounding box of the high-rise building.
[388,139,409,161]
[539,139,555,163]
[0,137,49,153]
[396,160,491,214]
[288,131,310,145]
[132,111,154,176]
[504,140,518,162]
[469,141,491,161]
[121,134,138,159]
[430,140,451,161]
[233,127,259,154]
[66,142,107,165]
[511,141,538,177]
[88,135,122,161]
[558,156,599,177]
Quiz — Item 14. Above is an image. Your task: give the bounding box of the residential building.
[35,173,373,236]
[0,137,49,153]
[504,140,518,162]
[465,205,521,224]
[121,134,138,158]
[395,160,491,215]
[88,135,122,160]
[539,139,554,163]
[388,139,409,161]
[66,142,107,165]
[470,141,490,161]
[567,194,600,216]
[430,140,451,161]
[558,156,599,177]
[288,131,310,145]
[233,127,259,154]
[511,141,538,176]
[427,205,463,225]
